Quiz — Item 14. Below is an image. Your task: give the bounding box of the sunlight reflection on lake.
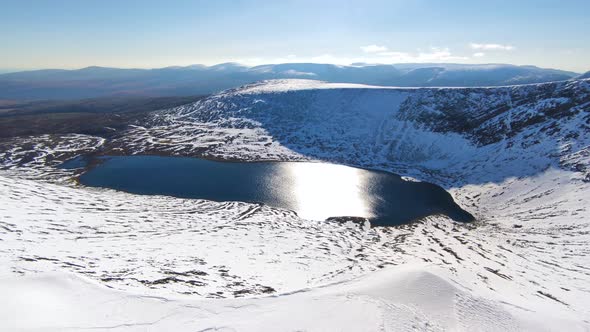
[271,162,375,220]
[74,156,474,226]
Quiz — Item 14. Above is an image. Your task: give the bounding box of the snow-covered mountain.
[1,78,589,330]
[0,63,579,100]
[113,78,590,184]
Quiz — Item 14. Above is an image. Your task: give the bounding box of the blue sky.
[0,0,589,72]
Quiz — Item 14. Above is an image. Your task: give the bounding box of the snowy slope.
[2,265,581,331]
[1,78,589,330]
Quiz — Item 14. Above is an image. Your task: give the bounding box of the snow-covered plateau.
[1,78,589,331]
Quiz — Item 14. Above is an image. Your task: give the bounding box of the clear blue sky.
[1,0,588,72]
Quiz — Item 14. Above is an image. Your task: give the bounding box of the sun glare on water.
[273,162,375,221]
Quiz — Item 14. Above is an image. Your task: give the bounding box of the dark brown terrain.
[0,95,205,138]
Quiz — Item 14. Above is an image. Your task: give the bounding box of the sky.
[0,0,589,73]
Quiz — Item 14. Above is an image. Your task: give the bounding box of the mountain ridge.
[0,63,580,100]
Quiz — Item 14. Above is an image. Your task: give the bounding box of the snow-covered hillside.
[1,79,589,330]
[114,78,590,185]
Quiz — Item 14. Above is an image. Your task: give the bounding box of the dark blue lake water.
[68,156,473,226]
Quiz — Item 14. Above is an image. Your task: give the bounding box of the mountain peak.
[208,62,248,71]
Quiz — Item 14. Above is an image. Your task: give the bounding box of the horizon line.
[0,62,585,75]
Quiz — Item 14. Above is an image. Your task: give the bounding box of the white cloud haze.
[234,47,468,67]
[470,43,515,51]
[360,45,389,53]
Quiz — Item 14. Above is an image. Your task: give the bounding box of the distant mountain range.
[0,63,581,100]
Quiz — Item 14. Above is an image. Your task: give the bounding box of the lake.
[70,155,474,226]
